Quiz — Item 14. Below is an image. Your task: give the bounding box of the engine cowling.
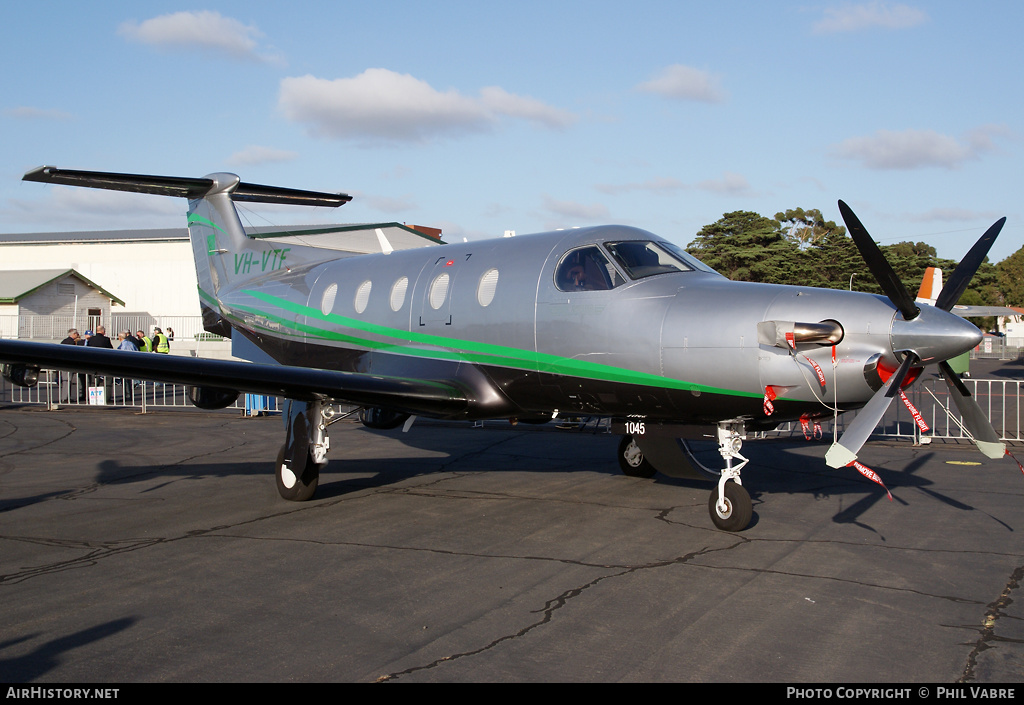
[359,407,410,430]
[2,364,39,388]
[187,385,239,410]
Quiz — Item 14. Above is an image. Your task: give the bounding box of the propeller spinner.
[825,202,1006,468]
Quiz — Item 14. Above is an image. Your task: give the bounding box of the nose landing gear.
[709,424,752,532]
[614,419,754,532]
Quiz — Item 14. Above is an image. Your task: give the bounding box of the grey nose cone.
[890,306,983,364]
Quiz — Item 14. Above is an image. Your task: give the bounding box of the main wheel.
[275,444,321,501]
[618,436,657,478]
[708,480,752,532]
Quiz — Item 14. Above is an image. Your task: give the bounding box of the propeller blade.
[826,354,916,468]
[934,218,1006,311]
[838,200,920,321]
[938,360,1005,459]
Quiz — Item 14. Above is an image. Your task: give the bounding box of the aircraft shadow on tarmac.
[48,420,1006,535]
[0,617,135,683]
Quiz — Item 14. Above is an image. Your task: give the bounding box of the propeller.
[825,202,1006,468]
[825,354,916,468]
[838,200,919,321]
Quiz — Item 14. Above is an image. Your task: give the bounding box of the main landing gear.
[616,421,753,532]
[276,398,336,501]
[618,436,657,478]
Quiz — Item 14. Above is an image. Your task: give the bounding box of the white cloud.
[832,128,990,169]
[813,2,928,34]
[635,64,726,103]
[478,86,576,129]
[118,11,280,63]
[3,106,73,121]
[226,146,298,166]
[6,186,182,229]
[278,69,576,144]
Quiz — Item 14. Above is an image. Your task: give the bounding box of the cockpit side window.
[555,246,624,292]
[604,240,707,279]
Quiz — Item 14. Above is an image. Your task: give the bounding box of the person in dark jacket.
[59,329,81,402]
[84,325,113,403]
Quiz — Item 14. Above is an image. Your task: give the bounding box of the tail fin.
[915,266,943,306]
[22,166,350,336]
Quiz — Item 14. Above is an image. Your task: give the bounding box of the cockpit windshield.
[604,240,716,279]
[555,246,625,292]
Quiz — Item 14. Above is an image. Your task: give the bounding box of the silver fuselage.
[202,223,979,427]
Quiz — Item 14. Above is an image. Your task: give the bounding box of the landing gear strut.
[708,423,752,532]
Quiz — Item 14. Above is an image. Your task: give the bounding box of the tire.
[275,444,321,501]
[708,480,752,532]
[618,436,657,479]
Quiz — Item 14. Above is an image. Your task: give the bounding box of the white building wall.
[0,241,198,316]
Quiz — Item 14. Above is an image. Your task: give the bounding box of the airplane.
[0,166,1009,532]
[916,265,1021,319]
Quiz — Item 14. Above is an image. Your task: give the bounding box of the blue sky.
[2,1,1021,265]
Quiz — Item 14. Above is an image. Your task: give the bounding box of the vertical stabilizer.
[21,166,351,337]
[916,266,943,306]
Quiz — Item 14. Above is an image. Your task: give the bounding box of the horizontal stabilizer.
[23,166,351,207]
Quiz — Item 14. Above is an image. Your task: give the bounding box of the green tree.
[802,228,865,290]
[775,208,845,250]
[996,246,1024,308]
[687,211,799,284]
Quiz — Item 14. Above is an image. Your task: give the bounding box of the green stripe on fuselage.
[218,287,761,399]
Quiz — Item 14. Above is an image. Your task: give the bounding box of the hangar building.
[0,222,444,342]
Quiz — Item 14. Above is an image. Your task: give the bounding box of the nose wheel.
[709,479,751,532]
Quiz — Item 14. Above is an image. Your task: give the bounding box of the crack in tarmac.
[958,563,1024,682]
[0,416,77,457]
[372,542,735,682]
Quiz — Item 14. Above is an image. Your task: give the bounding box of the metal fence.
[0,315,221,341]
[2,367,1022,448]
[2,369,278,415]
[762,376,1023,446]
[973,337,1024,360]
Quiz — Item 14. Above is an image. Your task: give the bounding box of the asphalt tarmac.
[1,403,1023,683]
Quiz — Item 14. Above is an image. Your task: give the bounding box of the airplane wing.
[0,339,467,417]
[949,304,1021,318]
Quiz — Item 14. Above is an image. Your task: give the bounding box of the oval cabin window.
[477,269,499,307]
[354,280,372,314]
[429,273,450,310]
[320,283,338,316]
[390,277,409,312]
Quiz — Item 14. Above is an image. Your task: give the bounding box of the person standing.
[59,329,81,402]
[136,330,152,352]
[117,332,139,351]
[85,325,114,403]
[152,327,170,354]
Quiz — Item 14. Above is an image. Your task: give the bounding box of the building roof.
[0,223,445,252]
[0,269,124,306]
